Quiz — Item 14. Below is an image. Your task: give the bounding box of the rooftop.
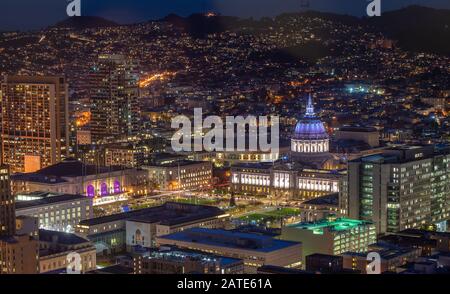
[15,194,88,210]
[143,247,242,267]
[355,144,450,164]
[11,158,128,180]
[288,217,373,234]
[39,229,90,245]
[342,243,420,260]
[158,228,300,253]
[79,202,226,227]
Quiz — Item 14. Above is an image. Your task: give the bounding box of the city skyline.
[1,0,449,279]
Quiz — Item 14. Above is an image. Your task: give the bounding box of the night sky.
[1,0,450,31]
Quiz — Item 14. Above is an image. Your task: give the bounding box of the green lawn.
[238,207,300,223]
[263,207,300,217]
[172,198,218,206]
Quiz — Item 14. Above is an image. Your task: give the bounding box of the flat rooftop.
[355,144,450,164]
[79,202,226,227]
[39,229,90,245]
[342,243,419,260]
[158,228,300,253]
[288,218,373,234]
[15,194,87,210]
[144,248,242,267]
[11,158,129,179]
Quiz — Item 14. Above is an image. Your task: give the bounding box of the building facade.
[280,217,376,262]
[38,229,96,274]
[0,234,39,274]
[231,162,343,200]
[90,54,140,143]
[127,248,244,274]
[0,165,14,236]
[144,160,212,191]
[342,243,421,274]
[11,158,149,198]
[343,145,450,234]
[15,193,93,232]
[0,76,69,173]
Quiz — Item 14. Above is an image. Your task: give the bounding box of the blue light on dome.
[292,94,329,140]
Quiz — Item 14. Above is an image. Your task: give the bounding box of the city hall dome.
[291,94,330,154]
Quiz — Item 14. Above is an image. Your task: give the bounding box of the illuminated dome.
[291,94,329,154]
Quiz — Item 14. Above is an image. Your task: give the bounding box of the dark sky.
[1,0,450,31]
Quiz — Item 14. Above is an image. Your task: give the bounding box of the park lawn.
[263,207,300,217]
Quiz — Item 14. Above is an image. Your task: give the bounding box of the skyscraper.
[343,145,450,234]
[89,54,140,143]
[0,76,69,173]
[0,165,14,237]
[0,166,39,274]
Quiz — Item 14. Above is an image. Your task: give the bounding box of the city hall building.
[230,95,344,200]
[231,162,343,200]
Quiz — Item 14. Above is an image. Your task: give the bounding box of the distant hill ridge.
[53,16,119,29]
[52,6,450,55]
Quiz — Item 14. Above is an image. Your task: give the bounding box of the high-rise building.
[0,165,14,237]
[1,167,39,274]
[89,54,140,143]
[343,145,450,234]
[0,76,69,173]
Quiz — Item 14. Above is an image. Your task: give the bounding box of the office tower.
[89,54,140,143]
[0,165,14,236]
[0,167,39,274]
[0,76,69,173]
[343,145,450,234]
